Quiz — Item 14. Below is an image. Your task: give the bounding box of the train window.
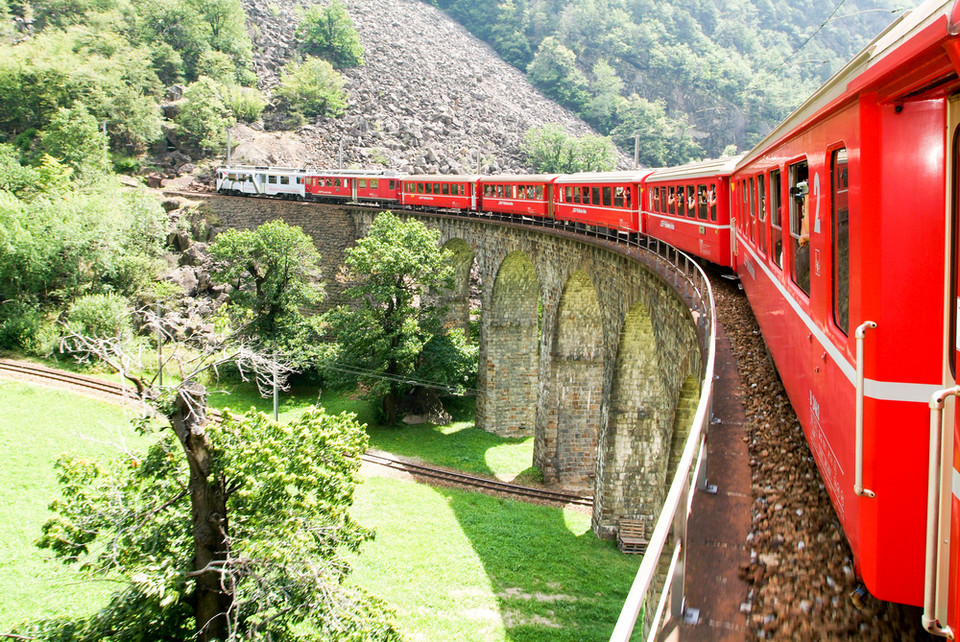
[652,187,660,211]
[536,185,544,199]
[741,180,749,233]
[432,183,439,194]
[833,148,850,334]
[268,175,277,184]
[667,187,676,215]
[602,186,612,206]
[441,183,449,195]
[789,161,811,295]
[770,171,783,269]
[757,175,767,255]
[565,186,572,202]
[359,179,367,189]
[748,177,757,243]
[426,183,434,194]
[296,177,303,185]
[388,180,394,190]
[417,183,424,194]
[371,179,379,189]
[709,184,717,221]
[697,185,708,220]
[682,185,691,217]
[614,186,625,208]
[591,186,600,204]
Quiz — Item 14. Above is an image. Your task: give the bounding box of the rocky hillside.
[232,0,629,174]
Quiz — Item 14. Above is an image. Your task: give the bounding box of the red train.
[216,1,960,633]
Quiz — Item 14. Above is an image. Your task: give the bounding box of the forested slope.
[433,0,916,163]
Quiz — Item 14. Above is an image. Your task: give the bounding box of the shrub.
[223,85,267,123]
[274,57,346,118]
[66,293,131,340]
[296,0,364,68]
[175,76,236,153]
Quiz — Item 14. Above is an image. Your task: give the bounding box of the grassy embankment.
[0,377,641,640]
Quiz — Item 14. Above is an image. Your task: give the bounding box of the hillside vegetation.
[432,0,917,163]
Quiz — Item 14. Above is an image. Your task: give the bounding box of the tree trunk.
[170,382,231,642]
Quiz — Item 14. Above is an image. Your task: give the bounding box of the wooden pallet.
[618,518,648,555]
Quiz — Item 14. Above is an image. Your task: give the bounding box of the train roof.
[401,174,481,181]
[219,165,403,177]
[553,170,654,184]
[738,0,956,168]
[647,156,742,182]
[479,174,559,183]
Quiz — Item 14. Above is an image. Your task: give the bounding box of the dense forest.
[432,0,916,162]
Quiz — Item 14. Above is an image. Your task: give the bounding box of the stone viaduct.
[195,195,705,539]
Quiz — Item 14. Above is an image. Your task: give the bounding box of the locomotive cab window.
[789,161,811,296]
[833,148,849,334]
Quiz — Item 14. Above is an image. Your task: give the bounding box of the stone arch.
[666,374,700,487]
[478,251,540,437]
[440,238,477,337]
[537,270,604,490]
[594,301,674,537]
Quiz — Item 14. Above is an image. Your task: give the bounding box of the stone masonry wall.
[194,195,703,539]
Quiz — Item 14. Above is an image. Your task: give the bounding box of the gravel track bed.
[711,273,931,641]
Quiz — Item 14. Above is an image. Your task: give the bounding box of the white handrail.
[854,321,877,497]
[610,245,717,641]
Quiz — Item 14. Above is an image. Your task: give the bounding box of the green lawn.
[351,477,640,641]
[0,376,640,640]
[0,380,145,631]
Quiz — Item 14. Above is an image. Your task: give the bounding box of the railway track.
[0,358,593,508]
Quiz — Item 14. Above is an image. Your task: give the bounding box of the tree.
[296,0,364,68]
[522,124,618,173]
[19,324,399,641]
[40,102,110,180]
[611,95,703,167]
[175,76,236,153]
[209,219,324,346]
[274,56,348,119]
[328,212,476,424]
[526,36,590,112]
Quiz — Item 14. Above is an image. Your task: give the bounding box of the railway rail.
[0,358,593,509]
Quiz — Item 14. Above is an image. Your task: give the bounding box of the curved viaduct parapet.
[198,195,704,539]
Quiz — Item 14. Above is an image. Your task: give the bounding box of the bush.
[296,0,364,68]
[274,57,346,118]
[175,76,236,153]
[223,85,267,123]
[66,293,131,340]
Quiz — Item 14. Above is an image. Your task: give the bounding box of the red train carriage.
[478,175,558,218]
[553,171,651,233]
[305,171,395,201]
[731,0,960,635]
[401,175,480,211]
[644,158,738,268]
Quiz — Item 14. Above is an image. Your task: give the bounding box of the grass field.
[0,379,145,630]
[0,376,640,639]
[351,477,640,641]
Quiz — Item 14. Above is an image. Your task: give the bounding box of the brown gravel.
[710,272,933,641]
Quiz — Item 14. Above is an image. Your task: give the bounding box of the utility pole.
[634,134,640,170]
[157,302,163,387]
[226,129,232,166]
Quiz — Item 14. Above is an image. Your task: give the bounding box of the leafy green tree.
[274,56,347,119]
[175,76,236,153]
[328,212,476,424]
[40,102,110,180]
[527,36,590,111]
[584,59,624,133]
[611,94,702,166]
[22,380,398,640]
[522,124,617,172]
[209,220,324,347]
[296,0,364,68]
